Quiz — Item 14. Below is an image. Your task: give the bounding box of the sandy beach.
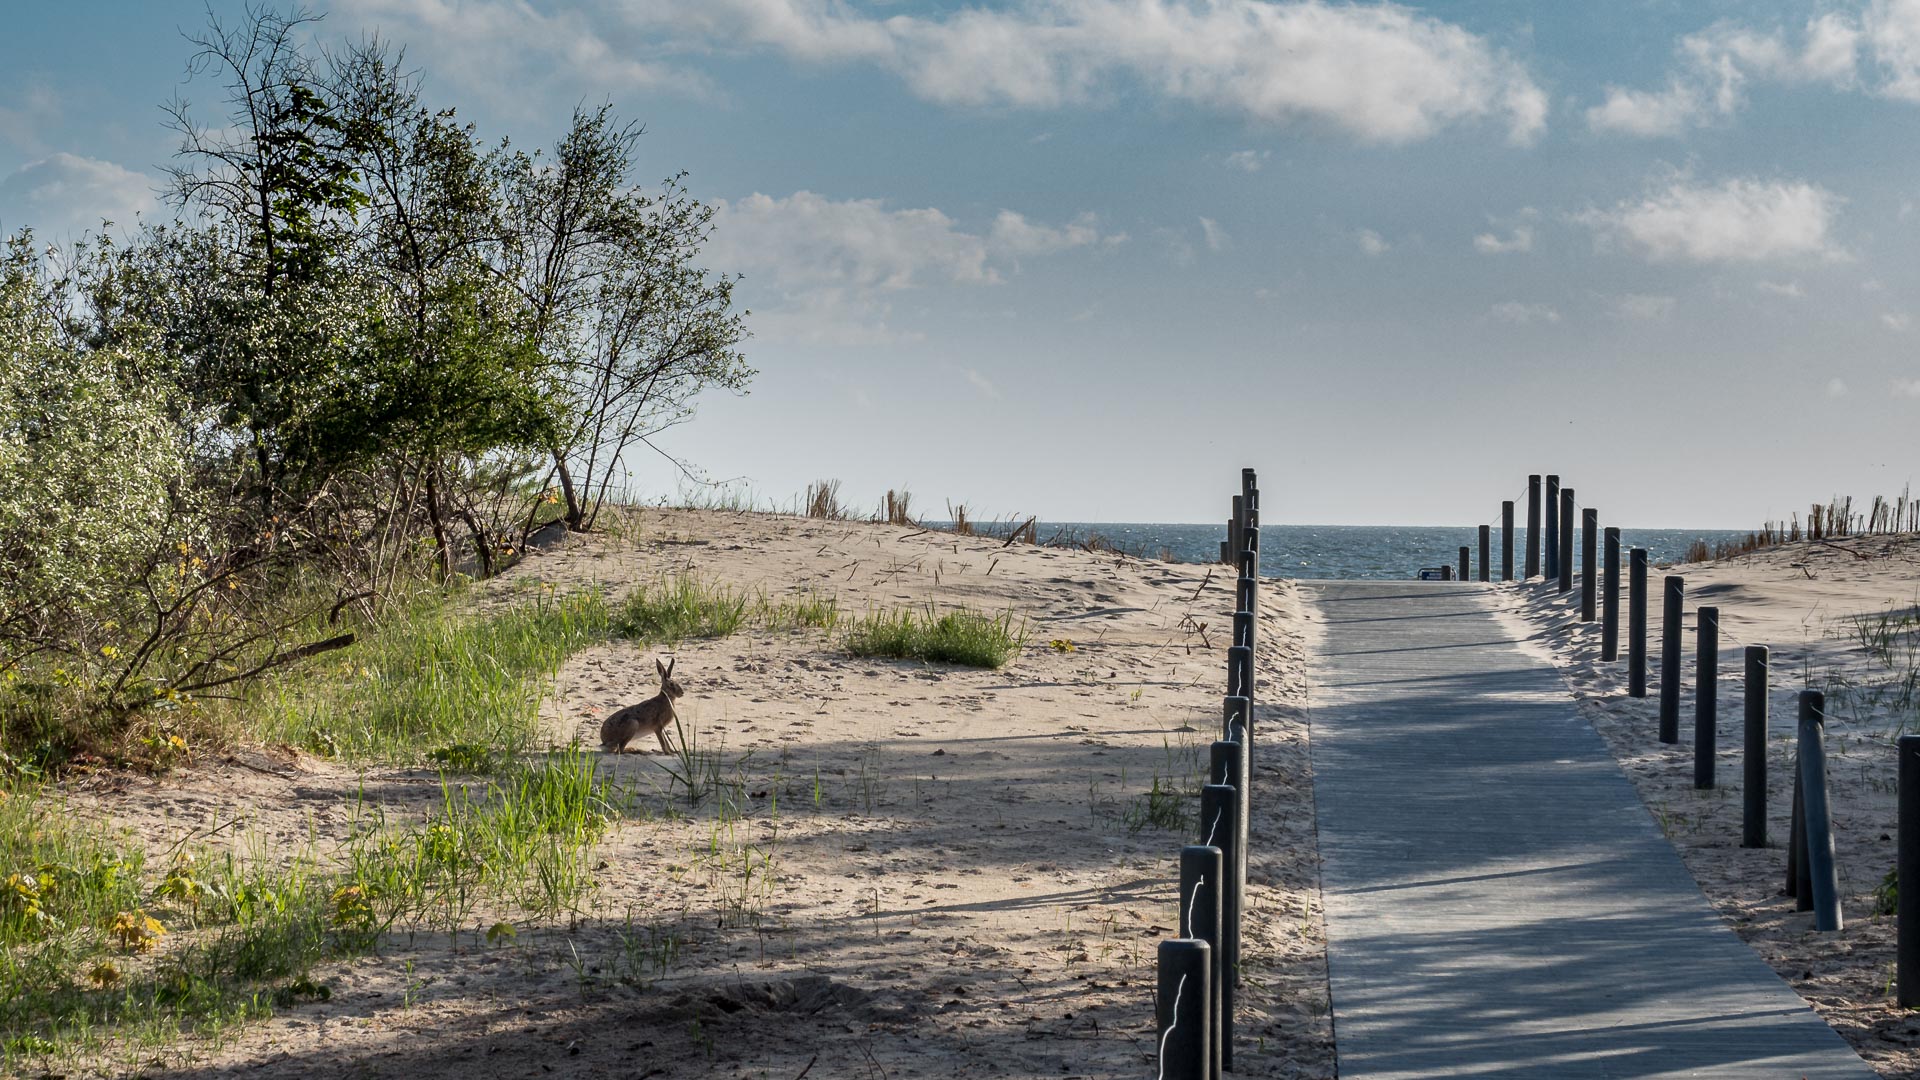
[58,509,1333,1079]
[1498,535,1920,1077]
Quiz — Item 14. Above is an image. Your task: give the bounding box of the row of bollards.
[1480,476,1920,998]
[1159,468,1263,1079]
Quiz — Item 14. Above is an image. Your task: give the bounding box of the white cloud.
[1490,301,1560,324]
[1757,279,1805,298]
[1473,225,1533,254]
[705,191,1116,343]
[1224,149,1271,172]
[409,0,1547,144]
[1199,216,1228,252]
[1585,82,1704,137]
[1893,376,1920,397]
[1883,311,1912,331]
[1588,14,1861,136]
[988,210,1115,258]
[1356,228,1389,256]
[1578,176,1844,263]
[1614,293,1676,321]
[1828,378,1851,397]
[333,0,700,111]
[961,367,1000,398]
[0,153,155,238]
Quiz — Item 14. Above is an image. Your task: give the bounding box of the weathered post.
[1898,734,1920,1006]
[1502,500,1515,581]
[1526,476,1542,579]
[1458,546,1470,582]
[1228,645,1253,711]
[1629,549,1649,697]
[1478,524,1491,583]
[1788,769,1806,904]
[1219,540,1230,565]
[1178,845,1224,1080]
[1238,544,1259,610]
[1558,488,1575,594]
[1224,695,1251,747]
[1156,939,1211,1080]
[1581,509,1598,621]
[1200,783,1241,1069]
[1743,646,1769,848]
[1544,474,1560,579]
[1797,691,1843,931]
[1229,495,1244,565]
[1235,577,1255,617]
[1211,739,1249,960]
[1233,610,1254,651]
[1660,576,1684,743]
[1695,606,1719,789]
[1602,527,1621,660]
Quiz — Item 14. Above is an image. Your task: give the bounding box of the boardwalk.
[1304,580,1871,1079]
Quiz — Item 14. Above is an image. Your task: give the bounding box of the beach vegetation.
[843,606,1028,668]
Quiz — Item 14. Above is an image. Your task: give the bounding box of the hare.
[599,658,685,754]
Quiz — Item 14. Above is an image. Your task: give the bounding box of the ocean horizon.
[928,521,1751,580]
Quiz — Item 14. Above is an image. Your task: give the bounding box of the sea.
[932,522,1751,580]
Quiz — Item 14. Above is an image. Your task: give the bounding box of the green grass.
[0,750,621,1069]
[842,606,1027,668]
[613,577,840,643]
[257,590,613,765]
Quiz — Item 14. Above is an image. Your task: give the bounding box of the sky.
[3,1,1919,528]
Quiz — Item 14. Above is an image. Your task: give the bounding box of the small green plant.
[843,606,1028,668]
[1049,638,1075,653]
[1874,867,1898,917]
[1123,775,1191,834]
[613,576,748,643]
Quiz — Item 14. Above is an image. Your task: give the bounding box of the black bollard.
[1235,577,1256,616]
[1558,488,1575,594]
[1228,645,1253,711]
[1233,609,1254,651]
[1545,475,1560,580]
[1243,521,1260,554]
[1229,496,1244,564]
[1218,540,1230,565]
[1788,768,1806,904]
[1898,734,1920,1006]
[1526,476,1542,579]
[1659,576,1684,743]
[1581,509,1598,621]
[1179,845,1224,1080]
[1211,739,1249,961]
[1629,549,1650,697]
[1458,546,1470,582]
[1502,500,1515,581]
[1695,607,1719,789]
[1602,527,1621,660]
[1797,691,1843,931]
[1743,646,1769,848]
[1224,695,1252,747]
[1478,524,1491,583]
[1156,939,1211,1080]
[1239,545,1260,606]
[1200,783,1241,1069]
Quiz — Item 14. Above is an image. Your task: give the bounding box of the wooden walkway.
[1304,580,1872,1079]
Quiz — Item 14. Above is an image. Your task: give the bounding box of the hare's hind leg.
[654,726,675,755]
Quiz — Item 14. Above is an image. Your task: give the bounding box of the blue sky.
[4,1,1919,527]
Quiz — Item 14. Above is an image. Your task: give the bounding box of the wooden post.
[1478,524,1491,583]
[1629,549,1649,697]
[1581,509,1598,621]
[1156,940,1211,1080]
[1544,474,1560,579]
[1558,488,1575,594]
[1502,500,1515,581]
[1695,607,1719,789]
[1602,527,1621,660]
[1743,647,1769,848]
[1526,477,1541,579]
[1660,576,1684,743]
[1458,546,1470,582]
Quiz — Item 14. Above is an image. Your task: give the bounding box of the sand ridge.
[67,508,1333,1079]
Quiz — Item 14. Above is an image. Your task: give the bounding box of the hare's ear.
[665,657,676,679]
[655,658,668,681]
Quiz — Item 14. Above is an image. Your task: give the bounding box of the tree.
[495,110,751,532]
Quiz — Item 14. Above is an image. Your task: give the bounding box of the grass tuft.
[843,606,1027,668]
